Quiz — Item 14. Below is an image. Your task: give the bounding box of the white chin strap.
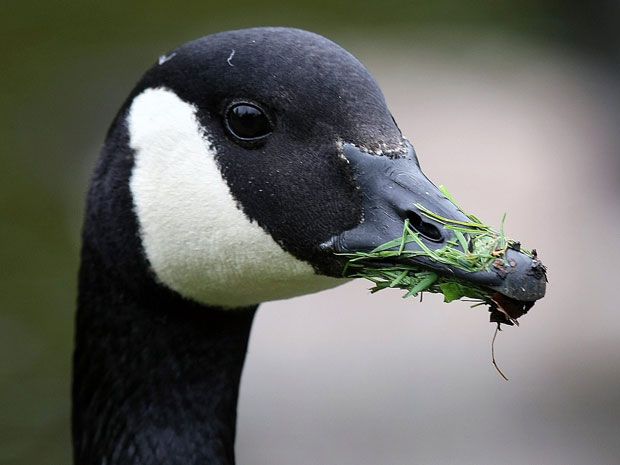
[128,87,343,308]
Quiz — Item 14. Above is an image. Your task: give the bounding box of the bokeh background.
[2,2,619,464]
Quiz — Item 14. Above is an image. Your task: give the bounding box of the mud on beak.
[324,142,547,325]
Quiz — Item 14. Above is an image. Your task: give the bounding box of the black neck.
[73,242,256,465]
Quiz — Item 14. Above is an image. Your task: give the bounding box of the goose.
[74,27,546,465]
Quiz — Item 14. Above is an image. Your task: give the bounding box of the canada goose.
[74,27,546,465]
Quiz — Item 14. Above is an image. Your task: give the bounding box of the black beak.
[324,142,546,322]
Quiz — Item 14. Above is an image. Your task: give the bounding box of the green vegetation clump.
[341,187,528,304]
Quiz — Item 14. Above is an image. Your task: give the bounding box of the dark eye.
[224,103,273,143]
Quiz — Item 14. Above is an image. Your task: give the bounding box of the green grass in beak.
[340,186,531,305]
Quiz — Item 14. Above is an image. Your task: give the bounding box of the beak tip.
[490,248,547,302]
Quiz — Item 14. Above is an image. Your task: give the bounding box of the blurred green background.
[2,2,619,464]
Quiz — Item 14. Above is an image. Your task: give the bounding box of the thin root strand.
[491,324,509,381]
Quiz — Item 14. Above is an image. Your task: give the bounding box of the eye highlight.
[224,102,273,144]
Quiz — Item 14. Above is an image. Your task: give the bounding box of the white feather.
[128,87,343,308]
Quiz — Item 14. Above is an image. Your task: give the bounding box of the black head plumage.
[120,27,404,274]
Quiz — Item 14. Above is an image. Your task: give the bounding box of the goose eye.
[224,103,273,143]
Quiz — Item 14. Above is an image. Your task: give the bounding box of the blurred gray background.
[2,2,619,464]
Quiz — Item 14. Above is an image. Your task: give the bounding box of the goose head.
[87,26,545,313]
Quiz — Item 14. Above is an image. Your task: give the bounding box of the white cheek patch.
[128,87,343,308]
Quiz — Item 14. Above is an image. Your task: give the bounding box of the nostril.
[406,211,444,242]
